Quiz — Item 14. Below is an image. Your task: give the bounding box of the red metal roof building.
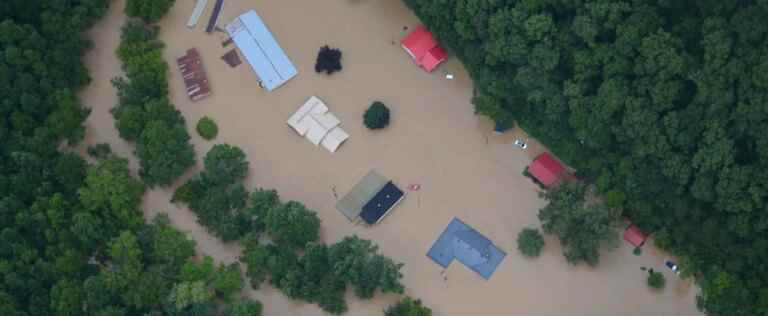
[624,224,648,247]
[177,48,211,102]
[401,25,448,72]
[528,153,566,187]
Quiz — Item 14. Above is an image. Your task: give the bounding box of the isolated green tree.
[196,116,218,140]
[517,228,545,258]
[648,270,666,290]
[363,101,390,129]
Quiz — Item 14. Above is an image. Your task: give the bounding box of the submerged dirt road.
[78,0,702,315]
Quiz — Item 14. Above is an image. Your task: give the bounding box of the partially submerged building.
[226,10,298,91]
[336,170,405,225]
[527,152,567,188]
[205,0,224,33]
[287,96,349,153]
[176,48,211,102]
[401,25,448,72]
[624,224,648,248]
[427,217,507,280]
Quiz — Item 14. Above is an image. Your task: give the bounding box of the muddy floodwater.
[77,0,703,315]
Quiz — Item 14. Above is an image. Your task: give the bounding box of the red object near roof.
[401,25,448,72]
[624,224,648,247]
[528,153,566,187]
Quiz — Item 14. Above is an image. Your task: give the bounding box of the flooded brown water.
[77,0,703,315]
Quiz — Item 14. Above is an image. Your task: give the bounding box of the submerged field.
[78,0,703,315]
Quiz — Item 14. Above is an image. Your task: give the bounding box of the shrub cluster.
[315,45,343,74]
[197,116,219,140]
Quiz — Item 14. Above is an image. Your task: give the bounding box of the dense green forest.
[403,0,768,314]
[0,1,261,315]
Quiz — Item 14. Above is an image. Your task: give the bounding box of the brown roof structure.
[177,48,211,101]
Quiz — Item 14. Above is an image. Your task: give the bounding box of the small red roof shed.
[624,224,648,247]
[528,153,566,187]
[401,26,447,72]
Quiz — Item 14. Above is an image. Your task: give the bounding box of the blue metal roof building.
[226,10,298,91]
[427,217,507,280]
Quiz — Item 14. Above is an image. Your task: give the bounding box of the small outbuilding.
[528,153,567,187]
[359,182,405,225]
[177,48,211,101]
[624,224,648,247]
[401,25,447,72]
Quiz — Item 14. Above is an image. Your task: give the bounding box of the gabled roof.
[359,182,405,225]
[401,26,447,72]
[176,48,210,101]
[336,171,389,221]
[528,153,566,187]
[226,10,297,91]
[624,224,648,247]
[421,46,448,72]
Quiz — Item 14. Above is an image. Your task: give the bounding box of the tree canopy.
[385,297,432,316]
[125,0,176,23]
[404,0,768,313]
[112,9,195,187]
[363,101,391,130]
[0,2,255,314]
[173,144,251,241]
[538,182,621,266]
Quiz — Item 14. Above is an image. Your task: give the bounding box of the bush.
[314,45,343,74]
[385,297,432,316]
[363,101,390,129]
[196,116,218,140]
[517,228,545,258]
[647,270,666,290]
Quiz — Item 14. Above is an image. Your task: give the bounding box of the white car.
[513,139,528,149]
[665,260,681,275]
